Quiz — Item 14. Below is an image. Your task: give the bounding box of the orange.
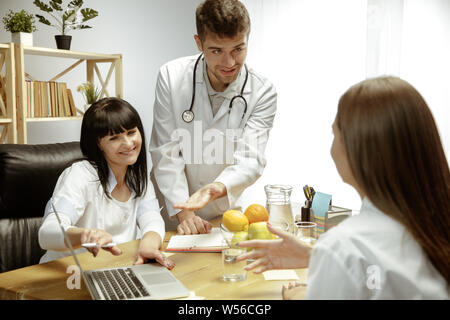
[222,210,249,232]
[244,204,269,224]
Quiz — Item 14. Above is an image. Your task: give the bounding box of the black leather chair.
[0,142,85,273]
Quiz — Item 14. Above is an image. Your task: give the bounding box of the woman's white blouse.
[38,160,165,263]
[306,197,449,299]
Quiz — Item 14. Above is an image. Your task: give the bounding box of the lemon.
[223,210,249,232]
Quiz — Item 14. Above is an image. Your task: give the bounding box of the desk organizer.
[314,205,352,238]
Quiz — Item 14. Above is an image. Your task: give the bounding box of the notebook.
[51,202,190,300]
[166,228,226,252]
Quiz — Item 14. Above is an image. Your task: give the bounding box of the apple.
[248,222,275,240]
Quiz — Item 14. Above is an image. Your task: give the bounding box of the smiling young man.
[150,0,277,235]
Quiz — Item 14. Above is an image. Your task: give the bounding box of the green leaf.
[33,0,54,13]
[73,24,92,30]
[63,9,77,23]
[35,14,52,26]
[80,8,98,22]
[49,0,63,11]
[68,0,83,9]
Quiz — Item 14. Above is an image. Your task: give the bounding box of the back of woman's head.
[80,97,147,197]
[336,76,450,283]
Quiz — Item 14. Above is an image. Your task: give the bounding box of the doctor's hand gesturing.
[174,182,227,212]
[173,182,227,235]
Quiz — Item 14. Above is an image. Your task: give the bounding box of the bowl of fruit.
[221,204,282,249]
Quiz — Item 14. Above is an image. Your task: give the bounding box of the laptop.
[51,202,190,300]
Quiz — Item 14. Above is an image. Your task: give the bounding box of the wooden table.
[0,228,308,300]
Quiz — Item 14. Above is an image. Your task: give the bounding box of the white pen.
[82,242,117,249]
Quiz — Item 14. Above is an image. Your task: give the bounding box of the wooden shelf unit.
[0,43,17,143]
[14,44,123,144]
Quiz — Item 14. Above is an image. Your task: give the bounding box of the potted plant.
[33,0,98,50]
[2,9,37,46]
[77,81,101,110]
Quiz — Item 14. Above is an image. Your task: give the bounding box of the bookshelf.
[0,43,17,143]
[14,44,123,144]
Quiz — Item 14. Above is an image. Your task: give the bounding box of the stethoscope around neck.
[182,53,249,123]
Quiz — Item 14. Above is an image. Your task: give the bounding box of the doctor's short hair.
[336,76,450,284]
[196,0,251,41]
[80,97,148,198]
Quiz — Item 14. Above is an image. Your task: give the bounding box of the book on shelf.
[67,89,77,116]
[25,80,79,118]
[61,83,71,117]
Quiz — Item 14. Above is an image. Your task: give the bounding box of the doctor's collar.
[200,56,247,99]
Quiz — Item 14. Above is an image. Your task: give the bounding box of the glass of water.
[220,224,247,282]
[294,221,317,247]
[222,247,247,282]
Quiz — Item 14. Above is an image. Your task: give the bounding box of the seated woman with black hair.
[39,97,174,269]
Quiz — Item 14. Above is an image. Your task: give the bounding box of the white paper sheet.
[263,270,300,281]
[166,228,225,250]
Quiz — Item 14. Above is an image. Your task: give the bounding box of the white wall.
[238,0,450,212]
[0,0,201,144]
[241,0,367,211]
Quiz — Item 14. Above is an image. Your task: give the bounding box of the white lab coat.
[306,197,449,299]
[150,54,277,224]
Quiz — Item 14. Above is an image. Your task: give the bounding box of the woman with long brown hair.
[237,76,450,299]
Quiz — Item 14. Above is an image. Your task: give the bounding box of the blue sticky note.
[311,192,332,218]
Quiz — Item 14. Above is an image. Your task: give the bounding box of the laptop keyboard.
[91,268,150,300]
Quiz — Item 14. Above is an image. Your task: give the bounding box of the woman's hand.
[282,282,307,300]
[133,231,175,270]
[71,228,122,257]
[236,222,312,273]
[134,247,175,270]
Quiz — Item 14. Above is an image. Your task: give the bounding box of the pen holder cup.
[301,206,311,222]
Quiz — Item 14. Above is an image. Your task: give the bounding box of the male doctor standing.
[150,0,277,235]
